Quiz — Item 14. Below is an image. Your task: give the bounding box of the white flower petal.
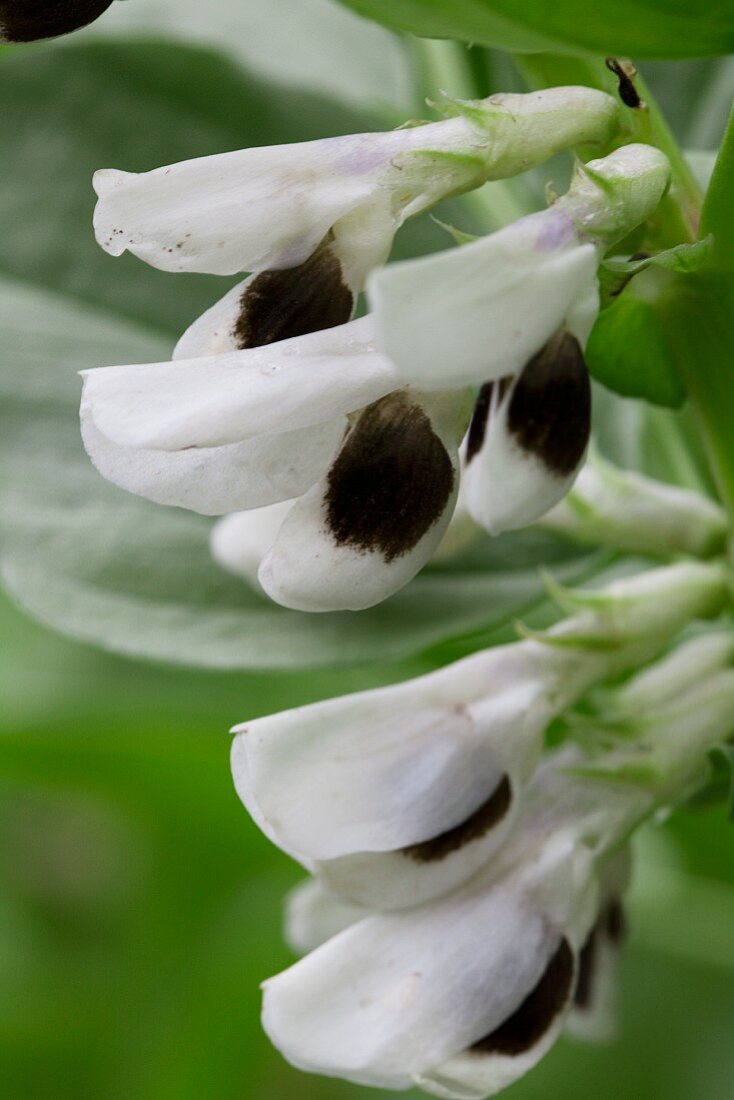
[173,277,256,360]
[284,878,369,955]
[463,323,592,535]
[230,642,553,864]
[210,502,294,584]
[81,401,342,515]
[263,865,566,1091]
[369,209,598,388]
[312,777,519,910]
[93,138,379,276]
[258,389,468,612]
[92,120,474,278]
[80,316,396,451]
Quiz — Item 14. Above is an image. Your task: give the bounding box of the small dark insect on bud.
[605,57,642,110]
[0,1,115,42]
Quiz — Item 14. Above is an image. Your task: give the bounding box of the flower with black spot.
[0,0,115,41]
[92,86,619,344]
[260,750,645,1099]
[369,144,671,534]
[81,146,670,611]
[229,562,725,910]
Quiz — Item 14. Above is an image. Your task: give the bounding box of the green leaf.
[699,106,734,273]
[334,0,734,59]
[586,296,687,409]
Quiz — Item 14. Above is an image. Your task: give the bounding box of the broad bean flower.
[81,144,669,611]
[230,561,725,909]
[261,751,645,1099]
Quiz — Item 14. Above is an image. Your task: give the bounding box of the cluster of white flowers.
[233,562,732,1097]
[80,84,674,611]
[75,81,734,1097]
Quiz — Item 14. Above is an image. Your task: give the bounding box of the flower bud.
[540,448,727,558]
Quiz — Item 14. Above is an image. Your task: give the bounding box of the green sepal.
[429,215,478,246]
[603,235,714,279]
[515,621,624,652]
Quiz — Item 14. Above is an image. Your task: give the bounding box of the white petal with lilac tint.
[370,144,671,390]
[462,322,593,536]
[369,208,598,389]
[93,89,619,277]
[81,406,342,515]
[285,878,368,955]
[210,501,294,584]
[257,389,470,612]
[80,316,396,451]
[92,118,477,278]
[263,828,588,1095]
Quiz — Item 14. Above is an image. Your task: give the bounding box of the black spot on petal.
[233,239,353,349]
[507,331,591,478]
[0,0,113,41]
[324,391,455,563]
[465,377,513,464]
[402,775,512,863]
[573,927,598,1009]
[604,899,627,945]
[470,937,574,1057]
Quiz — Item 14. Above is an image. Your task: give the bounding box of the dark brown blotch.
[402,775,512,863]
[573,928,598,1009]
[507,330,591,478]
[470,937,574,1057]
[465,377,513,464]
[0,0,113,41]
[605,57,641,109]
[233,239,353,349]
[324,391,455,563]
[604,899,627,945]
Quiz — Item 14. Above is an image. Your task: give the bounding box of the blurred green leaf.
[81,0,415,120]
[334,0,734,59]
[0,39,386,335]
